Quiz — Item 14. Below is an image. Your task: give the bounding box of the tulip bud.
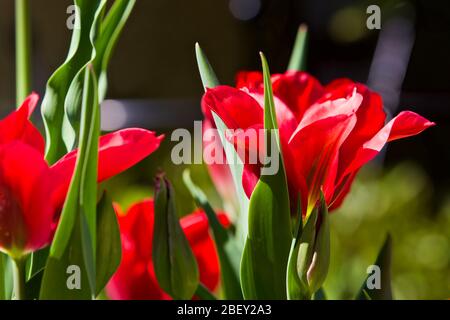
[306,192,330,294]
[287,192,330,299]
[152,173,199,300]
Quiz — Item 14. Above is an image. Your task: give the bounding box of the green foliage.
[240,54,292,299]
[325,163,450,299]
[40,67,100,299]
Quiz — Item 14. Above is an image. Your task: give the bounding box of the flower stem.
[15,0,32,105]
[12,257,26,300]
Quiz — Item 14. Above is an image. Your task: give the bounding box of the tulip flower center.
[0,183,26,254]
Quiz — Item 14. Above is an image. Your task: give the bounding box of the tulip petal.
[50,129,163,209]
[297,88,363,133]
[0,142,53,253]
[235,71,264,90]
[0,93,44,154]
[202,86,263,130]
[271,71,324,121]
[342,111,435,178]
[288,114,357,210]
[107,201,228,300]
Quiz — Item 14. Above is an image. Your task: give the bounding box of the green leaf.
[195,43,249,245]
[95,192,122,296]
[183,170,243,299]
[287,24,308,71]
[195,42,219,90]
[153,174,199,300]
[357,234,393,300]
[63,0,136,150]
[40,66,100,299]
[26,247,49,281]
[239,53,292,299]
[41,0,106,164]
[39,214,92,300]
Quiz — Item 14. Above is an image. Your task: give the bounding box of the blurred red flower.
[106,199,230,300]
[0,93,163,257]
[202,71,435,215]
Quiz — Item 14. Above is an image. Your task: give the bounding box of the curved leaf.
[63,0,136,150]
[41,0,105,164]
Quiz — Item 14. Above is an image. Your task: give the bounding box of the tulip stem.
[12,257,27,300]
[15,0,32,105]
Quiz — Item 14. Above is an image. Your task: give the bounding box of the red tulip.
[106,199,230,300]
[0,93,163,257]
[202,71,435,215]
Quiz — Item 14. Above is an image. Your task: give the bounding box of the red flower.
[0,93,163,257]
[106,199,230,300]
[202,71,435,214]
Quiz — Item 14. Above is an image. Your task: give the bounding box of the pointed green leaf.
[195,43,250,244]
[240,53,292,299]
[195,43,219,90]
[287,24,308,71]
[95,192,122,296]
[183,170,243,299]
[357,234,393,300]
[153,175,199,300]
